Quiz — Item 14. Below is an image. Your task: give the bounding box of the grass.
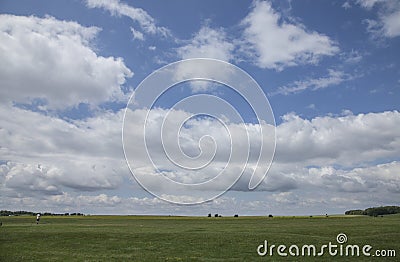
[0,214,399,261]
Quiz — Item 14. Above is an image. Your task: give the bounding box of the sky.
[0,0,399,216]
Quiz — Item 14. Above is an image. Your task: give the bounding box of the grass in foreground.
[0,214,399,261]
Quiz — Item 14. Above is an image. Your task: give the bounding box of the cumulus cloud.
[260,160,400,209]
[122,107,400,199]
[123,107,275,202]
[2,102,399,200]
[0,14,133,110]
[275,111,400,165]
[85,0,170,38]
[177,26,234,61]
[359,0,400,38]
[380,9,400,37]
[0,105,124,160]
[310,162,400,193]
[240,0,338,70]
[175,0,338,75]
[1,182,397,215]
[0,104,127,193]
[0,13,136,204]
[1,162,62,196]
[176,26,235,92]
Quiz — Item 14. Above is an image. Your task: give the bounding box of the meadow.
[0,214,399,261]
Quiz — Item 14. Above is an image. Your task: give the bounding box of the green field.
[1,214,399,261]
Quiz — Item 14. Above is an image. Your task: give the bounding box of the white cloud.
[1,178,397,215]
[262,160,400,213]
[342,1,352,10]
[273,69,352,95]
[176,26,235,92]
[1,162,62,196]
[123,107,275,200]
[0,104,124,160]
[177,26,234,61]
[85,0,170,37]
[341,50,363,64]
[381,9,400,37]
[174,1,338,73]
[130,26,144,40]
[121,107,400,199]
[294,161,400,194]
[263,162,369,196]
[271,192,296,204]
[2,101,399,197]
[240,0,338,70]
[307,104,316,110]
[275,111,400,166]
[0,104,127,193]
[341,162,400,193]
[359,0,400,38]
[356,0,385,9]
[0,14,133,110]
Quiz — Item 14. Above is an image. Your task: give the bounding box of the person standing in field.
[36,213,41,224]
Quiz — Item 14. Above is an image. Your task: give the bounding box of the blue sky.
[0,0,399,215]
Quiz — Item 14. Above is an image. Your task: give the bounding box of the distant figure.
[36,213,41,224]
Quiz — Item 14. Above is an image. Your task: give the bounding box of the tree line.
[345,206,400,216]
[0,210,84,216]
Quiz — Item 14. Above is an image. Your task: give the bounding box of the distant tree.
[208,213,211,217]
[345,206,400,216]
[345,209,364,215]
[364,206,400,216]
[214,214,218,217]
[234,214,238,217]
[1,210,35,216]
[0,210,84,216]
[268,214,273,218]
[0,210,12,216]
